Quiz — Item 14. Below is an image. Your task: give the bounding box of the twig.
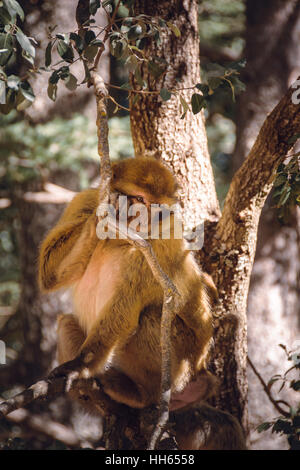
[247,356,290,417]
[107,221,181,449]
[0,372,120,419]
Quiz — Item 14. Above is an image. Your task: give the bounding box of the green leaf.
[278,186,291,207]
[195,83,209,96]
[126,54,138,72]
[179,95,189,119]
[56,33,67,40]
[58,66,70,79]
[57,40,74,63]
[110,39,126,59]
[84,30,96,45]
[91,39,104,48]
[191,93,206,114]
[47,82,57,101]
[22,49,34,65]
[70,32,84,54]
[16,92,32,111]
[179,95,189,112]
[257,422,272,433]
[290,380,300,391]
[0,33,14,66]
[16,29,35,59]
[272,419,293,435]
[83,44,98,62]
[3,0,24,21]
[160,88,171,101]
[49,70,60,84]
[20,81,34,102]
[89,0,101,15]
[45,41,53,67]
[127,25,143,40]
[0,7,12,25]
[166,22,181,37]
[63,73,77,91]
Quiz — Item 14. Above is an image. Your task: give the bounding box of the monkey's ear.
[111,162,117,179]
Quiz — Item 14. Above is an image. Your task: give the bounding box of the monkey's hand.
[48,355,88,392]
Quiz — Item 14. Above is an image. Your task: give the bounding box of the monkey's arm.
[78,285,144,373]
[39,189,99,291]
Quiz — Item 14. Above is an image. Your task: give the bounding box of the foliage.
[198,0,245,53]
[0,0,36,114]
[0,0,245,119]
[257,344,300,450]
[272,149,300,223]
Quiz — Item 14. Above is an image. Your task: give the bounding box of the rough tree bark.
[233,0,300,449]
[130,0,220,230]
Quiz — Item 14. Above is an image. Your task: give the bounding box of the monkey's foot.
[48,357,86,392]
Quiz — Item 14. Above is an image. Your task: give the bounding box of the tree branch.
[200,77,300,427]
[247,356,290,418]
[213,77,300,311]
[0,371,121,419]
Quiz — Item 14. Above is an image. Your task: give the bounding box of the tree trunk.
[130,0,220,230]
[129,0,251,428]
[233,0,300,449]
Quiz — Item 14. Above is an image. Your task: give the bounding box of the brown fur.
[39,157,214,409]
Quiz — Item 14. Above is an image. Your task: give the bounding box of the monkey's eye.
[135,196,144,203]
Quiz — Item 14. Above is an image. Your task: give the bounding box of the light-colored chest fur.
[72,241,129,334]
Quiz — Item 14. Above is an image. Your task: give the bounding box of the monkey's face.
[110,158,179,238]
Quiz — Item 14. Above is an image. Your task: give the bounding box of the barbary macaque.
[39,157,245,449]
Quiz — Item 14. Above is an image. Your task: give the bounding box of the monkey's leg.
[57,314,86,364]
[57,314,122,416]
[57,316,151,409]
[39,190,99,291]
[101,368,150,409]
